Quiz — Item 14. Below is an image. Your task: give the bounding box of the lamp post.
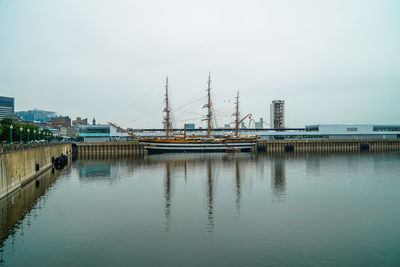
[33,130,36,143]
[20,127,23,144]
[10,125,13,144]
[27,129,30,143]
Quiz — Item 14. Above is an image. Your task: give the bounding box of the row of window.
[263,134,399,140]
[79,127,110,134]
[373,126,400,132]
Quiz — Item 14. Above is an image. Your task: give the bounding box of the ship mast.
[234,91,240,136]
[203,73,212,138]
[163,77,171,137]
[233,91,251,137]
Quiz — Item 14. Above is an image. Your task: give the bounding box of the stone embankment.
[257,139,400,152]
[0,143,72,199]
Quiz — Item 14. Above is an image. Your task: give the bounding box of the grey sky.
[1,0,399,128]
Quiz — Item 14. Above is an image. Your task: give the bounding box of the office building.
[17,109,57,123]
[270,100,285,129]
[0,96,14,120]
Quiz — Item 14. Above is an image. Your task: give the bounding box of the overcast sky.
[1,0,399,128]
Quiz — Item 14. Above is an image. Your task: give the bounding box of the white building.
[79,124,132,142]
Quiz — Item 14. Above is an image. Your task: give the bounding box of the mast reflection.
[164,162,173,231]
[206,160,214,232]
[156,153,254,231]
[235,160,241,213]
[271,158,286,202]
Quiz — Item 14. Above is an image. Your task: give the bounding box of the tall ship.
[111,75,259,154]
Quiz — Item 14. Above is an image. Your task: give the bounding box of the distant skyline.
[1,0,399,128]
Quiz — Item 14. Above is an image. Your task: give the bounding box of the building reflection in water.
[76,155,141,184]
[270,158,286,202]
[305,156,321,178]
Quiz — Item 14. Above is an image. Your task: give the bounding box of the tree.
[0,117,42,143]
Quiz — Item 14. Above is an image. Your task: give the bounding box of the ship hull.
[141,140,256,154]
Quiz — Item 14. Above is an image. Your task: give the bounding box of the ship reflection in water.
[142,153,285,231]
[76,153,285,231]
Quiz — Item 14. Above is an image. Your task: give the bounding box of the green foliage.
[0,117,55,144]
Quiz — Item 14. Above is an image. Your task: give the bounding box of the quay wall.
[74,142,145,156]
[257,139,400,153]
[0,143,72,200]
[74,139,400,155]
[0,163,70,245]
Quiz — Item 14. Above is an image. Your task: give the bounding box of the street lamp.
[10,125,13,144]
[27,129,30,143]
[33,130,36,143]
[20,127,23,144]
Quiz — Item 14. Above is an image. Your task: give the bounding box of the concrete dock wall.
[257,139,400,153]
[0,143,72,200]
[75,142,145,156]
[74,139,400,156]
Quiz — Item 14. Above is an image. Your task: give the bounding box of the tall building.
[0,96,14,120]
[270,100,285,129]
[17,109,57,123]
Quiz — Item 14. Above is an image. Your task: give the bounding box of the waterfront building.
[72,117,88,126]
[51,116,71,128]
[270,100,285,129]
[252,124,400,140]
[127,124,400,141]
[16,109,57,123]
[79,124,132,142]
[0,96,14,120]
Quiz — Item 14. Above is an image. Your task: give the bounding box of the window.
[347,128,358,132]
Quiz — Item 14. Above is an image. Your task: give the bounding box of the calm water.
[1,152,400,266]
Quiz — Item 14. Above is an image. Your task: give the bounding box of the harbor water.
[1,152,400,266]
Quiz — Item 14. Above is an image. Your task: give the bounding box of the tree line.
[0,118,55,144]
